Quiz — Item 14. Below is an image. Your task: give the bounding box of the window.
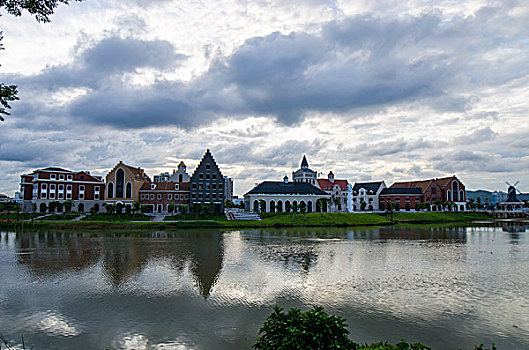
[79,185,85,200]
[206,164,210,170]
[59,174,65,180]
[405,197,410,202]
[219,184,223,190]
[199,173,203,180]
[67,175,73,181]
[50,174,56,180]
[185,194,188,199]
[126,183,132,198]
[212,174,217,180]
[107,183,114,199]
[157,194,162,200]
[212,183,216,189]
[174,184,179,190]
[94,186,100,200]
[199,184,203,190]
[432,188,437,194]
[49,184,56,199]
[192,183,197,189]
[396,197,400,202]
[116,169,125,198]
[58,184,64,199]
[180,194,184,200]
[168,194,172,200]
[151,183,156,190]
[206,174,210,180]
[41,183,47,199]
[150,194,155,200]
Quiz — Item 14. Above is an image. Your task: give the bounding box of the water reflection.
[2,227,528,350]
[15,231,224,298]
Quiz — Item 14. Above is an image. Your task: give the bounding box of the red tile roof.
[317,179,348,190]
[391,176,458,192]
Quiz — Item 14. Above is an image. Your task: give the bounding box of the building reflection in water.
[15,230,225,298]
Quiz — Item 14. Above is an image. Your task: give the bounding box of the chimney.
[328,171,334,183]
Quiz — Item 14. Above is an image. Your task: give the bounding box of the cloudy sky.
[1,0,528,196]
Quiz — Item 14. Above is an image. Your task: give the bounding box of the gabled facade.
[190,150,225,213]
[139,181,190,214]
[317,172,350,212]
[391,176,466,211]
[292,155,317,185]
[352,181,386,211]
[19,167,105,213]
[105,161,151,211]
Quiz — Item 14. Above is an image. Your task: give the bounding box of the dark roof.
[40,167,72,173]
[301,155,309,168]
[245,181,329,196]
[353,181,384,193]
[381,187,422,195]
[503,186,523,203]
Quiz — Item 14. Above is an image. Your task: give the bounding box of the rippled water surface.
[1,225,529,349]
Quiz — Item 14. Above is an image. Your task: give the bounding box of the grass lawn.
[392,211,492,223]
[164,213,227,221]
[0,212,42,221]
[81,213,152,221]
[37,213,81,221]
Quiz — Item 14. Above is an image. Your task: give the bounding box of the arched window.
[270,200,276,212]
[125,182,132,198]
[179,174,183,182]
[308,201,313,212]
[253,200,259,213]
[447,190,452,202]
[452,181,459,201]
[107,182,114,199]
[459,190,464,202]
[277,200,283,212]
[116,169,125,198]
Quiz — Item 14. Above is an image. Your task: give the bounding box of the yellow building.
[105,161,151,210]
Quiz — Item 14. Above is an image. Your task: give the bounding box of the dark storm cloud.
[9,5,529,129]
[15,37,186,90]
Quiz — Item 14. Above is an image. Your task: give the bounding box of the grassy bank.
[391,211,492,223]
[0,212,493,231]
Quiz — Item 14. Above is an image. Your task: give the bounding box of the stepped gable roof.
[381,187,422,195]
[191,149,224,179]
[140,181,190,191]
[353,181,384,194]
[0,194,9,199]
[245,181,329,196]
[317,178,348,190]
[392,176,458,192]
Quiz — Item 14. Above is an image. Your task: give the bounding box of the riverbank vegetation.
[254,306,496,350]
[0,211,493,230]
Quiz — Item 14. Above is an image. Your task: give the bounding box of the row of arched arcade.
[252,199,329,213]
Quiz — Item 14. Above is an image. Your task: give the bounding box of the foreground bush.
[254,306,495,350]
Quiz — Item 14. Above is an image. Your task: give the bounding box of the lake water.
[1,225,528,349]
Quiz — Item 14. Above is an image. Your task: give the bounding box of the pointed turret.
[301,155,309,169]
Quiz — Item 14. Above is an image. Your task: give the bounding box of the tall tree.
[0,0,82,121]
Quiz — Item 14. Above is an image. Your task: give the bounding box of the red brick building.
[139,181,190,214]
[390,176,467,211]
[19,167,105,213]
[379,187,423,211]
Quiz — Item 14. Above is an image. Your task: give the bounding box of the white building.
[244,176,330,213]
[292,155,317,185]
[351,181,386,211]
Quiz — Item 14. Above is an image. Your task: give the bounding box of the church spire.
[301,155,309,169]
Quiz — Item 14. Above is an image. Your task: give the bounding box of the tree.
[254,306,354,350]
[64,199,73,213]
[132,200,141,215]
[0,0,82,121]
[360,200,366,211]
[299,201,306,213]
[167,202,175,214]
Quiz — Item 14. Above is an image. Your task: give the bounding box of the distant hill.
[466,190,529,202]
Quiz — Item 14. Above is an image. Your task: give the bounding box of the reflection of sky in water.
[0,227,528,349]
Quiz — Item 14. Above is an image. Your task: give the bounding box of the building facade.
[105,161,151,211]
[317,172,349,212]
[19,167,105,213]
[292,155,317,185]
[351,181,386,211]
[139,181,190,214]
[391,176,467,211]
[379,187,423,211]
[244,176,331,213]
[189,150,225,213]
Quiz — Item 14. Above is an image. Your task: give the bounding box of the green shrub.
[254,306,354,350]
